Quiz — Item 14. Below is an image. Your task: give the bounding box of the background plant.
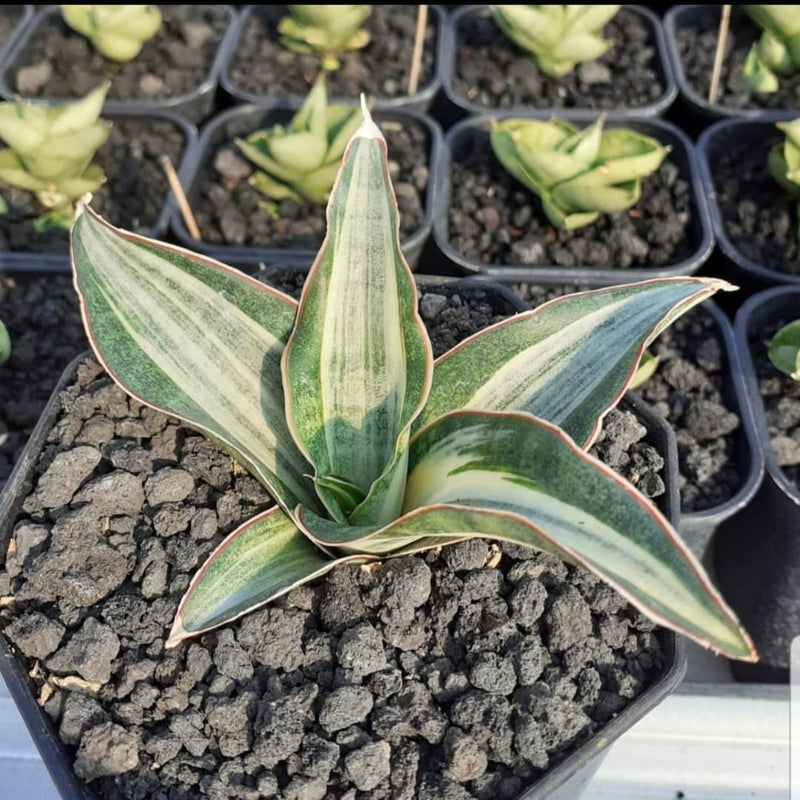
[278,5,371,70]
[769,319,800,380]
[235,75,362,213]
[0,83,110,231]
[767,117,800,236]
[491,5,620,77]
[491,115,669,230]
[71,100,755,663]
[0,319,9,365]
[742,5,800,93]
[60,5,162,62]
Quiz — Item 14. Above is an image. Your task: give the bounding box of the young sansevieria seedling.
[768,117,800,237]
[741,5,800,93]
[70,97,757,662]
[490,115,669,230]
[492,5,620,77]
[279,5,371,70]
[61,5,162,62]
[0,83,110,231]
[769,319,800,381]
[235,75,362,208]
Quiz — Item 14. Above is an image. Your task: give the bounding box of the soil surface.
[710,127,800,277]
[452,8,664,111]
[0,117,185,253]
[676,7,800,111]
[750,317,800,491]
[193,118,429,251]
[0,275,86,484]
[447,131,693,270]
[227,5,437,101]
[0,6,24,51]
[510,284,742,513]
[1,287,666,800]
[10,6,228,101]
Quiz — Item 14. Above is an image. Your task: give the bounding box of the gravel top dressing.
[750,317,800,492]
[1,287,666,800]
[227,5,436,102]
[195,119,428,251]
[447,132,692,271]
[0,276,86,484]
[676,8,800,112]
[0,118,184,254]
[10,6,228,101]
[709,129,800,278]
[452,9,663,111]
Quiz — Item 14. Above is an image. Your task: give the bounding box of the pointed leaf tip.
[354,94,384,142]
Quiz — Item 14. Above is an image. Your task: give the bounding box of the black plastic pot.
[713,286,800,682]
[0,109,197,274]
[432,113,714,285]
[664,5,800,132]
[0,5,33,68]
[0,302,686,800]
[219,5,446,114]
[439,5,677,126]
[171,104,442,271]
[697,117,800,291]
[0,5,240,123]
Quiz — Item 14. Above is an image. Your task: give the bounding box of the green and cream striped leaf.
[282,102,433,527]
[167,506,374,645]
[71,206,320,517]
[414,278,736,449]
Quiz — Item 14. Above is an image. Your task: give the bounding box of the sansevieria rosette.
[70,97,757,663]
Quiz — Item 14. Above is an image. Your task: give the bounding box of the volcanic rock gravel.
[1,289,667,799]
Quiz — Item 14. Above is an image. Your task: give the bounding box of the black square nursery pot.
[219,5,446,113]
[0,110,197,274]
[697,117,800,289]
[433,114,713,285]
[714,287,800,683]
[0,274,687,800]
[440,5,677,126]
[664,5,800,132]
[171,104,442,271]
[0,5,239,123]
[0,5,34,66]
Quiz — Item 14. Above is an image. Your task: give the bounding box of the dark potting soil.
[676,7,800,112]
[194,119,429,251]
[709,129,800,277]
[0,117,184,254]
[510,284,740,512]
[452,9,664,111]
[0,275,86,483]
[448,132,692,270]
[1,289,665,800]
[750,318,800,491]
[10,6,228,101]
[227,5,437,101]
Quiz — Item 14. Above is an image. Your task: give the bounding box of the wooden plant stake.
[159,154,201,241]
[407,5,429,96]
[708,5,732,105]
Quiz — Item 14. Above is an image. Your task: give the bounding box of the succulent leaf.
[60,5,162,62]
[0,319,9,365]
[768,319,800,381]
[629,350,661,390]
[768,117,800,237]
[492,5,620,77]
[282,102,433,526]
[491,116,668,230]
[168,506,374,644]
[235,75,363,206]
[414,278,733,447]
[279,5,371,69]
[70,207,321,517]
[742,5,800,93]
